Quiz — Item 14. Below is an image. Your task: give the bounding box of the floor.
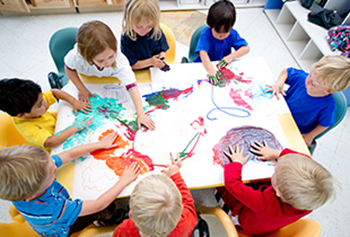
[0,7,349,237]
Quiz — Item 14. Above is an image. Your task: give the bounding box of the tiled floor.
[0,7,349,236]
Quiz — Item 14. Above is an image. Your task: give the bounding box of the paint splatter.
[212,126,283,166]
[229,88,253,110]
[143,87,193,109]
[215,67,252,88]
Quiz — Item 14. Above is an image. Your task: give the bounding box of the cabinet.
[264,0,350,71]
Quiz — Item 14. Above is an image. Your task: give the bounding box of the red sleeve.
[113,219,140,237]
[168,173,197,237]
[224,162,270,212]
[280,148,311,159]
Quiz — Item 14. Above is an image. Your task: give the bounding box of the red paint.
[218,67,252,84]
[229,89,253,110]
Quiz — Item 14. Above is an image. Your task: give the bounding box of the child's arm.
[65,66,95,104]
[250,141,282,160]
[131,55,165,70]
[57,131,118,164]
[128,87,155,131]
[44,118,92,148]
[302,125,328,146]
[265,68,288,99]
[199,50,217,84]
[51,89,91,115]
[79,162,140,216]
[220,45,250,67]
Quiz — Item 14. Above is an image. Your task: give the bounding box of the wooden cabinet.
[0,0,30,13]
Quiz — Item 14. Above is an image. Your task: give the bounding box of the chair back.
[48,27,79,87]
[0,113,28,149]
[315,91,347,140]
[263,219,321,237]
[160,23,176,64]
[188,24,207,62]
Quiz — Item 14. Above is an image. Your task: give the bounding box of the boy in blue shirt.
[194,0,250,84]
[0,132,139,236]
[266,55,350,147]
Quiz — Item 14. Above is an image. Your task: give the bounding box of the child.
[216,142,339,236]
[64,20,155,130]
[194,0,250,84]
[265,55,350,146]
[121,0,170,71]
[113,154,198,237]
[0,78,91,152]
[0,132,140,236]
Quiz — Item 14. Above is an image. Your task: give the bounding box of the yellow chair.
[0,205,118,237]
[196,206,239,237]
[236,218,321,237]
[0,113,29,149]
[160,23,176,64]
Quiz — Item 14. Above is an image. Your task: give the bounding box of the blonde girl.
[121,0,169,70]
[64,20,155,130]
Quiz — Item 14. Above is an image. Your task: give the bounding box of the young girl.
[64,20,155,130]
[121,0,169,70]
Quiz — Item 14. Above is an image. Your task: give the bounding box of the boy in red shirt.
[113,154,197,237]
[217,142,339,236]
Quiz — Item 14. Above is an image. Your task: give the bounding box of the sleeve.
[223,162,269,212]
[318,100,336,127]
[230,29,248,50]
[114,50,136,86]
[121,34,138,67]
[64,44,79,70]
[170,173,197,234]
[158,30,170,52]
[286,67,308,86]
[51,155,63,168]
[195,27,211,54]
[43,90,57,107]
[280,148,311,159]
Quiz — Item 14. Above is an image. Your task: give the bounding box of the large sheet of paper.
[52,57,291,200]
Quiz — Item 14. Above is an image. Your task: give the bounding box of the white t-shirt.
[64,44,136,86]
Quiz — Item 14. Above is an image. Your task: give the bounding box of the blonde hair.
[77,20,117,67]
[122,0,161,41]
[312,55,350,91]
[130,173,182,237]
[276,154,340,210]
[0,145,49,201]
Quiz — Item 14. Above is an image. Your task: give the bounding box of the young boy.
[0,132,140,236]
[0,78,91,152]
[216,142,339,236]
[113,154,198,237]
[266,55,350,146]
[194,0,250,84]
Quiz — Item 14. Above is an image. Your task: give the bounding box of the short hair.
[0,145,49,201]
[77,20,117,67]
[312,55,350,91]
[0,78,41,116]
[122,0,162,41]
[207,0,236,33]
[130,173,182,237]
[276,154,340,210]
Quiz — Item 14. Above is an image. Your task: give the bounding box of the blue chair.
[182,24,207,63]
[309,91,348,154]
[48,27,78,89]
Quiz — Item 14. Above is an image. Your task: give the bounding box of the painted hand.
[72,99,92,115]
[217,59,227,69]
[78,88,95,104]
[73,117,93,131]
[250,141,281,160]
[119,162,140,185]
[161,153,182,177]
[224,145,249,164]
[264,83,286,100]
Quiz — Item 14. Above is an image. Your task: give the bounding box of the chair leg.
[308,140,317,155]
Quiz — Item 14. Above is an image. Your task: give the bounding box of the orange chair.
[0,113,28,149]
[160,23,176,64]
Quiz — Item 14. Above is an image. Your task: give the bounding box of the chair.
[0,113,29,149]
[195,206,239,237]
[0,205,118,237]
[160,23,176,64]
[182,24,207,63]
[309,91,348,154]
[48,27,79,89]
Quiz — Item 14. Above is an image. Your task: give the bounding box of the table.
[53,56,309,200]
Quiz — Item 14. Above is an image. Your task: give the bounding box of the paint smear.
[143,87,193,109]
[229,88,253,110]
[216,67,252,87]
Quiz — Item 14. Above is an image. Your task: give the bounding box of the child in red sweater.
[113,154,197,237]
[217,142,339,236]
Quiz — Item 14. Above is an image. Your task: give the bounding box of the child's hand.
[72,99,92,115]
[207,68,218,85]
[264,82,286,100]
[224,145,249,165]
[137,113,155,131]
[119,162,140,185]
[250,141,281,160]
[73,117,93,131]
[98,131,120,149]
[78,88,95,104]
[161,153,182,177]
[151,55,165,69]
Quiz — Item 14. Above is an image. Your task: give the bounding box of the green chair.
[48,27,78,89]
[309,91,348,154]
[182,24,207,63]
